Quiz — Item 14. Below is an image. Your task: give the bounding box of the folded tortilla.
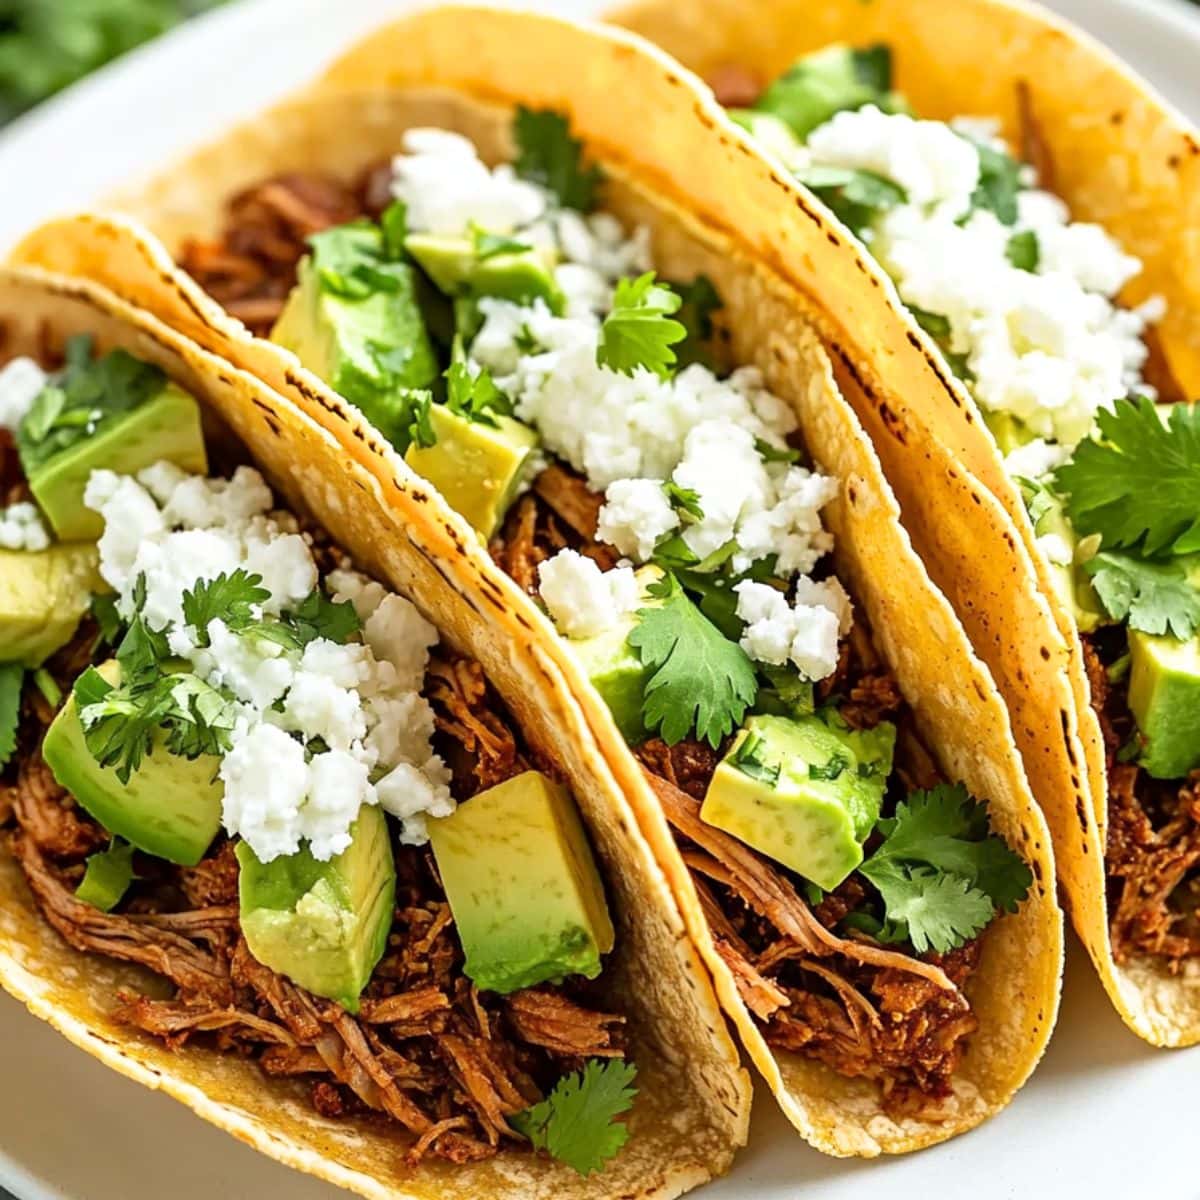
[604,0,1200,1049]
[0,263,751,1199]
[10,6,1063,1155]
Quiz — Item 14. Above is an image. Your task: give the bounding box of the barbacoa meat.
[4,637,626,1167]
[491,470,984,1116]
[1083,635,1200,970]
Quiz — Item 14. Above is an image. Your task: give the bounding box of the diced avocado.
[23,383,207,541]
[0,544,103,667]
[700,713,896,890]
[75,840,137,912]
[429,770,614,994]
[42,660,222,866]
[567,566,664,744]
[403,404,538,539]
[1128,630,1200,780]
[237,805,396,1013]
[405,233,566,314]
[271,233,440,449]
[984,411,1034,457]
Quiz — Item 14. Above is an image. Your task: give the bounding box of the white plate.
[1,1,1198,1197]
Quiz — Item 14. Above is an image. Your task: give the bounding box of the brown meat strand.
[178,173,363,336]
[1084,632,1200,969]
[505,988,626,1059]
[12,755,108,859]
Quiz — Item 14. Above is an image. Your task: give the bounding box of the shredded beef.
[706,64,764,109]
[178,174,365,336]
[1083,632,1200,969]
[490,480,985,1113]
[4,613,625,1167]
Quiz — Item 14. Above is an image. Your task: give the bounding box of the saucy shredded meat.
[4,611,624,1168]
[492,466,982,1115]
[1084,636,1200,968]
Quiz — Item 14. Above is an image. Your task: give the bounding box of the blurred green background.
[0,0,228,124]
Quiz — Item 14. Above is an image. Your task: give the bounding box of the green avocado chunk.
[0,544,103,667]
[42,660,223,866]
[237,804,396,1013]
[429,770,614,995]
[701,713,896,890]
[403,404,538,539]
[405,233,565,313]
[1128,630,1200,780]
[22,382,207,542]
[567,565,664,744]
[271,226,440,450]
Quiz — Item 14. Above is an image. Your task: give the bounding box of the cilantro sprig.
[1054,396,1200,556]
[1083,551,1200,640]
[510,1059,637,1177]
[444,359,513,428]
[0,664,22,770]
[797,164,906,238]
[596,273,687,379]
[514,107,604,212]
[856,783,1032,953]
[628,572,757,748]
[182,569,270,647]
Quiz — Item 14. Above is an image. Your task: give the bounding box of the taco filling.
[710,45,1199,975]
[174,111,1037,1114]
[0,337,640,1173]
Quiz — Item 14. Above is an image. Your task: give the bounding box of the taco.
[602,0,1200,1047]
[0,263,753,1199]
[11,7,1062,1156]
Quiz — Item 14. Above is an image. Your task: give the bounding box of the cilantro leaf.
[280,589,362,648]
[662,481,704,522]
[857,783,1032,952]
[406,390,437,449]
[1054,396,1200,556]
[729,731,780,786]
[596,272,687,379]
[858,861,996,955]
[182,570,271,646]
[1084,551,1200,639]
[809,751,849,781]
[75,839,137,913]
[798,164,906,238]
[753,45,894,139]
[510,1059,637,1177]
[90,593,122,649]
[17,341,168,475]
[513,107,603,212]
[969,140,1022,225]
[470,224,531,261]
[379,201,409,259]
[1006,229,1040,271]
[629,572,757,748]
[755,437,801,465]
[444,361,512,428]
[0,664,22,770]
[672,275,723,370]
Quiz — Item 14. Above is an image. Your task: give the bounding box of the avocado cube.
[0,544,103,667]
[429,770,614,995]
[237,804,396,1013]
[404,404,538,539]
[405,233,565,313]
[43,660,223,866]
[568,566,665,744]
[271,240,440,449]
[1128,630,1200,779]
[700,713,896,890]
[23,383,207,542]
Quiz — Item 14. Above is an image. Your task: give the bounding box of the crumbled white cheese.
[537,550,640,638]
[734,580,843,681]
[388,133,848,679]
[807,104,981,218]
[598,479,680,561]
[0,502,50,551]
[801,105,1157,450]
[1003,437,1069,482]
[391,127,546,235]
[88,461,453,862]
[0,357,48,433]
